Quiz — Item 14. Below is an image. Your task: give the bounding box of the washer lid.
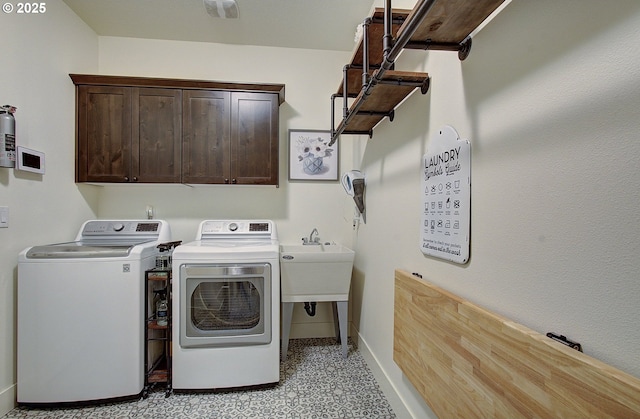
[25,239,153,259]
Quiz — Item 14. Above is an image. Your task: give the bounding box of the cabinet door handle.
[224,178,229,184]
[232,178,237,184]
[133,177,138,182]
[124,176,129,182]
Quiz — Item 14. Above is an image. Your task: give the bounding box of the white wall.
[0,0,99,415]
[352,0,640,417]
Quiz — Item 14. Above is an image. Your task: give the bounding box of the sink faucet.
[303,228,320,245]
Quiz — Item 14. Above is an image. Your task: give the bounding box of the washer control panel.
[80,220,163,237]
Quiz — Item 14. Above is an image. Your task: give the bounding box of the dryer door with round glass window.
[180,263,271,348]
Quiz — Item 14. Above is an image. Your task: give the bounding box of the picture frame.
[288,129,338,181]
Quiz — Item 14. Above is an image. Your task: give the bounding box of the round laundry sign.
[420,125,470,264]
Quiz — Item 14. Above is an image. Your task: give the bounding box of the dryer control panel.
[197,220,276,240]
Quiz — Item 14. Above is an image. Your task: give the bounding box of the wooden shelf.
[402,0,505,53]
[147,271,170,281]
[147,369,168,383]
[331,0,506,143]
[336,70,429,135]
[148,319,169,330]
[337,8,411,97]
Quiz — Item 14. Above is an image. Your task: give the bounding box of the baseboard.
[355,332,413,419]
[0,384,16,417]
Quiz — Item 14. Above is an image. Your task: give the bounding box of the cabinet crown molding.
[70,74,285,105]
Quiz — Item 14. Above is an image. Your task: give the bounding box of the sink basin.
[279,243,355,302]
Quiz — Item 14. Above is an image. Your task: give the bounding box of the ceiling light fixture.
[203,0,239,19]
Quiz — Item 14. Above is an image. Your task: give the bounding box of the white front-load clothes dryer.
[171,220,280,390]
[17,220,171,405]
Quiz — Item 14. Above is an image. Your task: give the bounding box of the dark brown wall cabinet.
[182,91,278,185]
[71,74,284,185]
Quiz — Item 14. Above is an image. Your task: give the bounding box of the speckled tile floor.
[4,338,395,418]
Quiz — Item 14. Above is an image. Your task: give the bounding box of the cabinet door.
[132,88,182,183]
[230,92,279,185]
[77,86,132,182]
[182,90,231,184]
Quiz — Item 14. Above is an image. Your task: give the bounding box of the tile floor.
[4,338,396,418]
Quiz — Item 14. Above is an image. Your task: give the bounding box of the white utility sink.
[279,243,355,302]
[279,243,355,361]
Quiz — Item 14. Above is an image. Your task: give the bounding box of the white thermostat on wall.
[16,146,45,174]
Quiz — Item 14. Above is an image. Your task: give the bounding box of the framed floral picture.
[288,130,338,181]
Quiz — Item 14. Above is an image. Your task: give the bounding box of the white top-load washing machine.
[17,219,171,405]
[171,220,280,390]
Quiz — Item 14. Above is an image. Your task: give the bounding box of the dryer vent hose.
[304,302,317,317]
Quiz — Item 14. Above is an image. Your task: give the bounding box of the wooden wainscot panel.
[393,269,640,419]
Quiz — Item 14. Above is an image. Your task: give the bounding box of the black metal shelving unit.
[143,267,172,398]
